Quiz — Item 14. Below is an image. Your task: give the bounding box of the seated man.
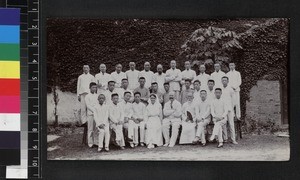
[209,88,228,148]
[130,92,147,147]
[162,91,182,147]
[119,91,133,143]
[193,90,211,146]
[93,94,110,152]
[108,93,125,150]
[179,92,196,145]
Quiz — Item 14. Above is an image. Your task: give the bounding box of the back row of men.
[77,60,242,151]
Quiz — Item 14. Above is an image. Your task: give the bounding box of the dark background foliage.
[47,18,288,121]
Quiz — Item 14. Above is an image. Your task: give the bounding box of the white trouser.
[128,120,146,144]
[87,115,96,147]
[212,118,227,143]
[110,123,125,146]
[196,119,211,143]
[162,118,181,147]
[98,125,110,148]
[232,90,241,119]
[222,110,236,142]
[79,93,88,124]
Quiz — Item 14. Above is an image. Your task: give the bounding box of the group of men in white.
[77,60,242,152]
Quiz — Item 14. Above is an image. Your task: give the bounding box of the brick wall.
[246,80,282,127]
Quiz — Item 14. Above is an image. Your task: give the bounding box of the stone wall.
[245,80,282,127]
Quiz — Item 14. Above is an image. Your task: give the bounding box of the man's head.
[144,62,151,71]
[151,82,158,92]
[200,90,207,101]
[229,63,235,71]
[199,64,206,73]
[139,77,146,87]
[83,65,90,74]
[184,61,191,70]
[89,82,97,93]
[170,60,176,69]
[214,88,222,99]
[169,91,175,102]
[111,93,119,104]
[99,64,106,73]
[164,82,170,92]
[193,80,201,91]
[222,76,229,87]
[115,64,122,73]
[121,78,129,89]
[157,64,163,74]
[134,92,141,103]
[124,91,131,102]
[208,79,215,90]
[214,63,221,72]
[150,94,157,104]
[185,79,192,89]
[187,92,194,102]
[107,81,115,91]
[98,94,106,105]
[129,62,136,71]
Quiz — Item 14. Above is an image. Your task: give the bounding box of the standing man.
[221,76,238,144]
[133,77,150,105]
[209,88,228,148]
[210,63,225,89]
[150,82,164,104]
[109,93,125,149]
[165,60,182,101]
[180,61,196,90]
[193,90,211,146]
[85,82,99,148]
[104,81,119,105]
[93,94,110,152]
[140,62,154,89]
[162,82,171,105]
[206,80,216,103]
[180,79,194,104]
[118,78,134,102]
[162,91,182,147]
[153,64,166,93]
[126,62,140,90]
[77,65,95,125]
[95,64,111,93]
[195,64,210,90]
[111,64,127,89]
[226,63,242,120]
[193,80,201,103]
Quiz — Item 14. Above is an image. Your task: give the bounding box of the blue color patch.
[0,25,20,44]
[0,9,20,25]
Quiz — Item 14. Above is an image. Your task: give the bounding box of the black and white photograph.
[47,18,289,161]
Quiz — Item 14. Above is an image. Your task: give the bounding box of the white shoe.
[168,144,174,148]
[130,143,134,148]
[232,141,238,145]
[163,143,169,147]
[147,144,154,149]
[97,148,102,152]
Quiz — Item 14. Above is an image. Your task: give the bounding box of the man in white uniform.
[226,63,242,120]
[210,63,225,89]
[104,81,119,105]
[195,65,210,90]
[77,65,95,125]
[118,78,134,102]
[140,61,154,89]
[95,64,111,93]
[221,76,238,144]
[109,93,125,149]
[209,88,228,148]
[162,91,182,147]
[93,94,110,152]
[111,64,127,89]
[165,60,182,101]
[131,92,147,147]
[126,62,140,90]
[206,79,216,103]
[193,90,211,146]
[153,64,166,93]
[193,80,201,103]
[181,61,196,90]
[119,91,133,144]
[85,82,99,148]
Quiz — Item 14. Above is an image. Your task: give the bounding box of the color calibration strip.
[0,9,21,165]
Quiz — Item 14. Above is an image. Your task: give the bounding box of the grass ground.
[47,127,289,161]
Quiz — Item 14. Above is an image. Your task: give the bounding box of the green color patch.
[0,43,20,61]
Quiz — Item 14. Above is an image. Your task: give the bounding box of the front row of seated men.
[85,76,238,152]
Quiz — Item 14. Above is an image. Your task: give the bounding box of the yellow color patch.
[0,61,20,79]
